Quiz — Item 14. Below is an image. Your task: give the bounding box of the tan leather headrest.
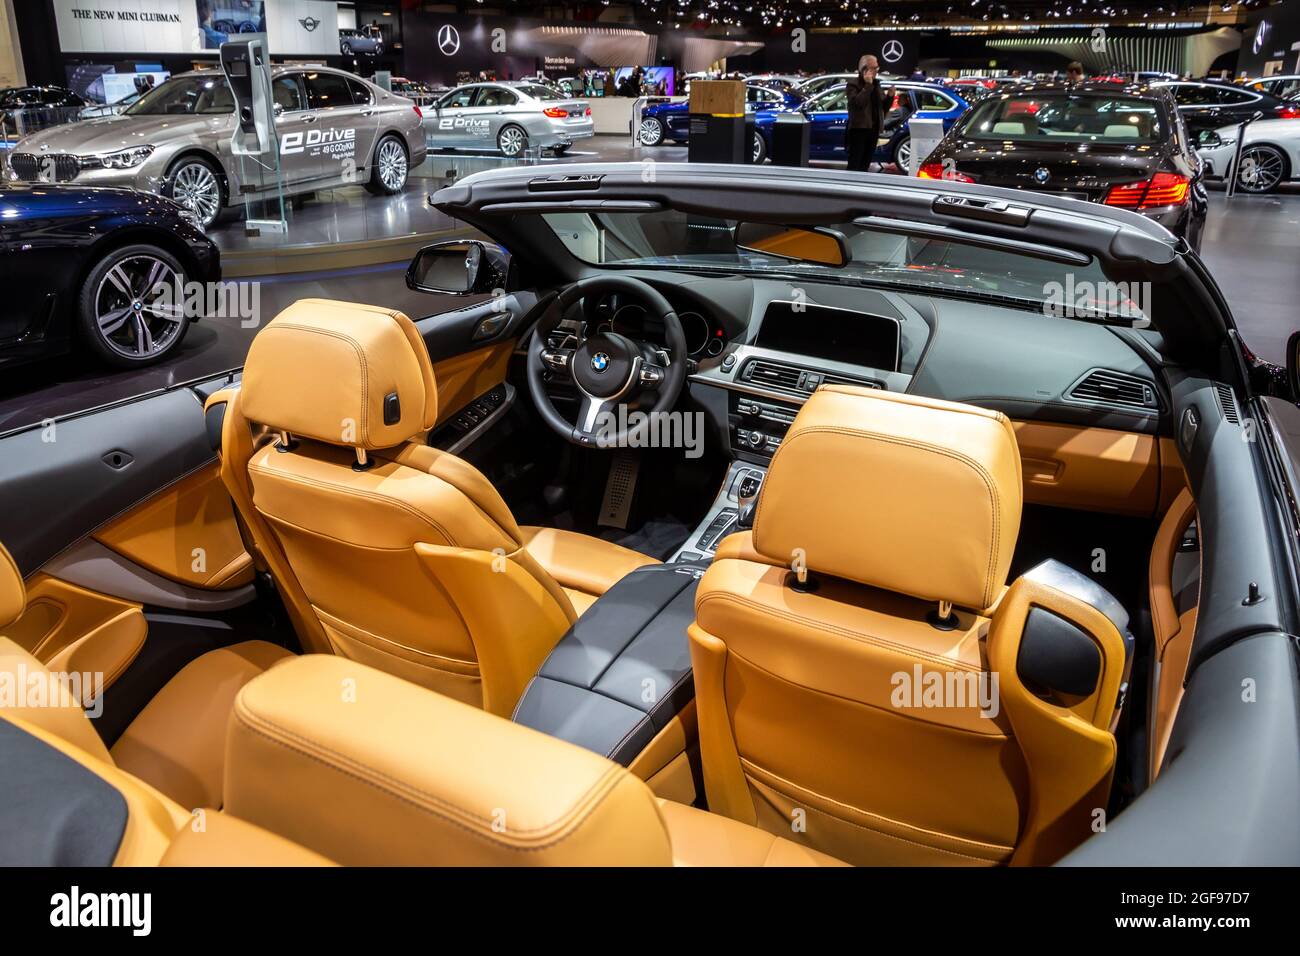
[241,299,438,449]
[0,542,24,629]
[753,386,1022,611]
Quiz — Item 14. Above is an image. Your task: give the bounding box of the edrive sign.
[282,126,356,155]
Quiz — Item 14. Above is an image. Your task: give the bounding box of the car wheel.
[168,157,223,230]
[76,244,191,368]
[752,131,767,164]
[341,42,352,55]
[894,135,912,173]
[638,116,665,146]
[497,124,528,158]
[366,135,408,195]
[1236,144,1287,194]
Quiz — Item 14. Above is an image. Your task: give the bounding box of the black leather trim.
[0,719,127,866]
[512,562,704,765]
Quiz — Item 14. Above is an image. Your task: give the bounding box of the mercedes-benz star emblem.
[591,352,610,373]
[1033,166,1051,185]
[438,24,461,56]
[881,39,904,64]
[1253,20,1271,55]
[299,16,320,31]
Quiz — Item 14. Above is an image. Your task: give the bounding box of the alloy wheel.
[93,255,186,359]
[172,162,221,228]
[378,139,408,191]
[895,137,912,172]
[638,118,664,146]
[499,126,526,157]
[1238,145,1285,194]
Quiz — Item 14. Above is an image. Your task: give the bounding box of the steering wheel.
[527,275,688,448]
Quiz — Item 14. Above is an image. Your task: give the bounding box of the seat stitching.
[695,589,984,674]
[231,699,627,849]
[248,461,457,547]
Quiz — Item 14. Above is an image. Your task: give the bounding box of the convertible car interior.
[1,163,1297,867]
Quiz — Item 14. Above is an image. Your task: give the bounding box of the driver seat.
[207,299,657,716]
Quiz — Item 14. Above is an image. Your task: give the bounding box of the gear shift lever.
[736,473,762,530]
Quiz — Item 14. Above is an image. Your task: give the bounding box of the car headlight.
[176,207,203,229]
[92,146,155,169]
[1217,137,1237,148]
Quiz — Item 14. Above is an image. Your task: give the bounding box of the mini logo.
[438,24,460,56]
[882,39,904,64]
[1033,166,1051,185]
[299,16,320,32]
[591,352,610,373]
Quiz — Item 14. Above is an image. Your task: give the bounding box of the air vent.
[1214,383,1240,424]
[743,360,804,391]
[823,375,883,390]
[1067,369,1157,411]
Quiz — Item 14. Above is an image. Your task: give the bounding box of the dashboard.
[588,293,727,359]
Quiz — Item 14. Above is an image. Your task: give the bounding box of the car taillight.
[1278,105,1300,119]
[918,162,975,183]
[413,105,422,119]
[1104,171,1189,209]
[585,106,592,116]
[543,107,568,118]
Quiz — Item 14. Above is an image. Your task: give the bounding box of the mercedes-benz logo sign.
[1253,20,1271,56]
[1033,167,1051,185]
[298,16,320,32]
[591,352,610,373]
[438,24,461,56]
[881,39,904,64]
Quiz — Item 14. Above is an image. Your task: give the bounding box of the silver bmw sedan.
[425,81,594,158]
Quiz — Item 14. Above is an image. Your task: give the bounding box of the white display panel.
[265,0,339,56]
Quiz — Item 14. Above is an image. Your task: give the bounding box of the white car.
[425,81,593,157]
[1196,117,1300,193]
[1246,74,1300,101]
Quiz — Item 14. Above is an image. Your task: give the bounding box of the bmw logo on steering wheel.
[591,352,611,373]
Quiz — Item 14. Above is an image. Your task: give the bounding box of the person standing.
[845,54,893,172]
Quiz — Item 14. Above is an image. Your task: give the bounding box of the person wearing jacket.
[845,54,894,172]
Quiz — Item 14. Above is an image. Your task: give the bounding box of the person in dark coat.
[845,54,895,172]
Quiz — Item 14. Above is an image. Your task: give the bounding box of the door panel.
[431,341,515,426]
[303,71,368,185]
[272,73,320,185]
[1,574,146,698]
[92,461,253,591]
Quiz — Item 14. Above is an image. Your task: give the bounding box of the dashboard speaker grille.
[1067,369,1157,411]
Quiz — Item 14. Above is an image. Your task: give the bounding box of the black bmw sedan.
[1153,78,1300,136]
[920,82,1207,251]
[0,184,220,369]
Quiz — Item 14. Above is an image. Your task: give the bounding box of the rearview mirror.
[405,240,509,295]
[734,223,849,267]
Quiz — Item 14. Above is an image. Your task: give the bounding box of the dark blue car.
[752,81,971,168]
[636,84,802,146]
[0,184,219,368]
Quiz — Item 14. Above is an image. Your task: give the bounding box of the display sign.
[53,0,338,55]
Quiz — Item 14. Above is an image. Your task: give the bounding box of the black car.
[1153,79,1300,136]
[0,85,87,134]
[920,82,1207,251]
[0,184,220,369]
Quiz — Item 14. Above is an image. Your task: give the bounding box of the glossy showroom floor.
[0,134,1296,436]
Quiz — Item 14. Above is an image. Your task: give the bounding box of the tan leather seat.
[0,542,291,814]
[690,386,1130,866]
[210,299,656,716]
[1148,487,1198,781]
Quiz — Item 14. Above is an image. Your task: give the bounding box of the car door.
[270,73,318,186]
[302,71,367,184]
[431,85,478,147]
[806,86,849,158]
[1164,83,1229,134]
[345,77,382,182]
[461,85,517,151]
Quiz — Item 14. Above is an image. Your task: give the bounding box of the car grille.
[9,152,80,182]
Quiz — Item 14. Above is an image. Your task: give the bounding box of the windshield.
[541,208,1147,321]
[964,93,1164,144]
[124,75,234,116]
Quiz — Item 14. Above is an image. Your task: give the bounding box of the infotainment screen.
[755,301,901,372]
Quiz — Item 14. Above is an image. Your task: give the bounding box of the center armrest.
[512,562,705,765]
[223,654,672,866]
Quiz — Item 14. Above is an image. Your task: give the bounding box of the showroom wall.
[1236,0,1300,77]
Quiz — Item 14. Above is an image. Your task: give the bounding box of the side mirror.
[1197,129,1222,148]
[405,239,509,295]
[1288,330,1300,402]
